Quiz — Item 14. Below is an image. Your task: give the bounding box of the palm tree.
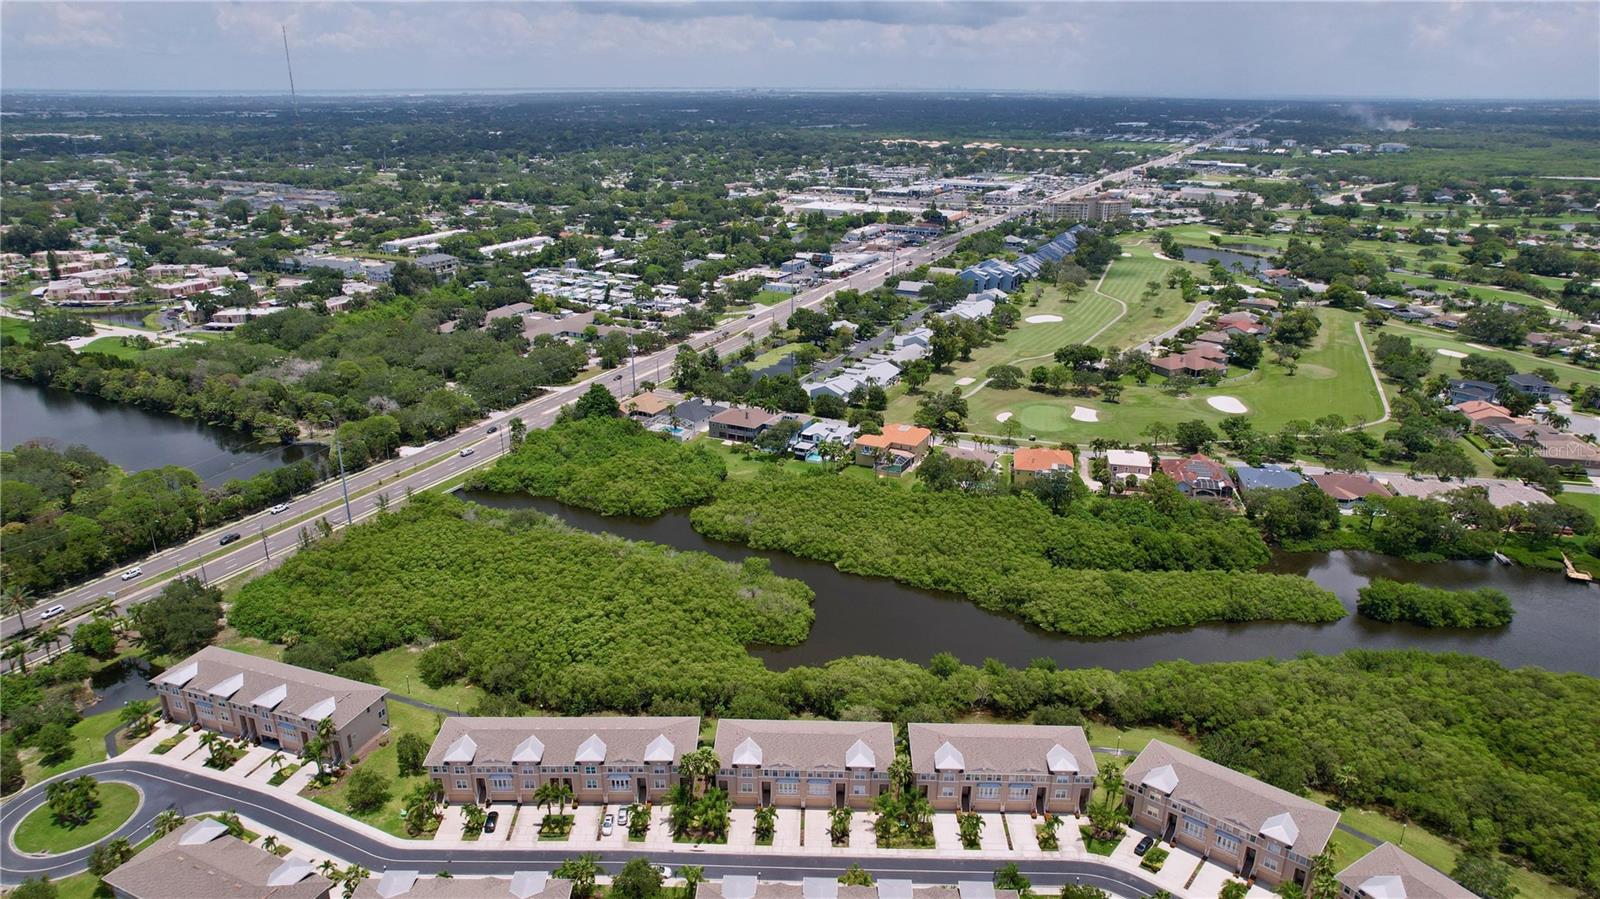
[268,751,288,771]
[339,864,370,899]
[753,805,777,843]
[956,811,985,849]
[261,834,280,854]
[2,586,37,634]
[152,810,186,837]
[32,625,63,662]
[4,641,31,675]
[318,859,341,879]
[678,747,720,797]
[828,805,853,846]
[681,865,705,899]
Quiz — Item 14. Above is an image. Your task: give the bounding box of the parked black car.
[484,810,499,834]
[1135,835,1156,856]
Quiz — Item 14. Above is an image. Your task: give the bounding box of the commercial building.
[908,723,1096,813]
[1336,842,1471,899]
[714,719,895,809]
[152,647,390,767]
[1124,741,1339,889]
[103,818,332,899]
[424,716,699,805]
[380,229,468,254]
[1043,195,1130,221]
[479,235,555,257]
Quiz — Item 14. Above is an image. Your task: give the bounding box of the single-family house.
[1311,472,1392,509]
[1124,741,1339,890]
[425,716,699,806]
[152,647,389,767]
[1232,464,1307,494]
[104,819,331,899]
[1239,297,1280,314]
[1335,842,1472,899]
[940,445,999,470]
[1011,447,1077,486]
[854,424,933,474]
[1507,373,1567,401]
[908,723,1097,814]
[1159,454,1234,499]
[1535,432,1600,471]
[792,419,858,460]
[1106,449,1154,480]
[1447,379,1499,406]
[709,407,781,442]
[893,280,930,298]
[714,719,895,809]
[623,391,676,419]
[1150,350,1227,378]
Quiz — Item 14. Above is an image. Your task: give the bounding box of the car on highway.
[487,425,498,434]
[459,447,474,457]
[219,532,242,546]
[270,503,288,514]
[601,814,614,836]
[39,604,67,621]
[484,810,499,834]
[120,567,143,581]
[1135,835,1156,856]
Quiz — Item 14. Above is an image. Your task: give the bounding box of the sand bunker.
[955,377,975,386]
[1207,396,1248,414]
[1121,253,1133,258]
[996,411,1014,423]
[1025,314,1064,324]
[1437,348,1468,359]
[1071,406,1100,422]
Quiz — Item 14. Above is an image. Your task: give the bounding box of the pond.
[83,656,159,717]
[1172,246,1271,275]
[1,378,326,488]
[459,491,1600,677]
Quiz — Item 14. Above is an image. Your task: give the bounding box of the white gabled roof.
[249,683,288,710]
[206,673,245,699]
[958,882,996,899]
[178,819,229,846]
[1260,811,1300,846]
[1357,875,1407,899]
[1142,763,1180,793]
[643,734,676,763]
[375,870,420,898]
[300,696,336,723]
[443,734,478,764]
[933,740,966,771]
[720,875,759,899]
[844,738,876,769]
[575,734,607,764]
[732,736,763,767]
[510,871,551,899]
[160,661,199,687]
[877,881,914,899]
[512,734,545,764]
[267,860,317,886]
[1046,743,1079,773]
[802,878,838,899]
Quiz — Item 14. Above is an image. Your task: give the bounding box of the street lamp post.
[334,438,354,526]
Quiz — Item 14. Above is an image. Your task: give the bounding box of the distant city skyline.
[2,1,1597,101]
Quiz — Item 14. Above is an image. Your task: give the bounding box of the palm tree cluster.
[665,782,732,843]
[827,805,853,847]
[870,755,935,849]
[956,811,985,849]
[534,781,576,836]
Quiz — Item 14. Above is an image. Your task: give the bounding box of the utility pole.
[334,439,354,526]
[259,523,271,560]
[198,558,209,587]
[629,345,637,394]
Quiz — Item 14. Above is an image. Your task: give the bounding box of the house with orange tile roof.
[853,424,933,475]
[1011,447,1077,486]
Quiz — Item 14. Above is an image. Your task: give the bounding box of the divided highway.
[0,118,1255,669]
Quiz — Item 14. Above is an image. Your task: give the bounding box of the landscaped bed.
[13,782,140,854]
[1078,825,1121,856]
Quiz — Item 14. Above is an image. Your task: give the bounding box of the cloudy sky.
[3,1,1596,99]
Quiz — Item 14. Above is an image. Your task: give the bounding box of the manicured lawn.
[306,701,441,838]
[1089,241,1211,350]
[1379,322,1600,390]
[752,290,791,307]
[1556,492,1600,520]
[216,632,285,661]
[961,308,1385,444]
[20,708,123,786]
[2,315,34,342]
[79,336,158,359]
[13,781,140,853]
[366,646,485,712]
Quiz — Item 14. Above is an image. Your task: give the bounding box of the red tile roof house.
[709,406,781,442]
[1151,350,1227,378]
[1011,447,1077,486]
[853,424,934,475]
[1159,454,1234,499]
[1124,741,1339,891]
[908,722,1097,814]
[1216,312,1267,337]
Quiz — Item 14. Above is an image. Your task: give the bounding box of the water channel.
[1,378,325,488]
[460,491,1600,677]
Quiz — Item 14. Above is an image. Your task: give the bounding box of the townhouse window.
[741,783,756,793]
[490,776,512,791]
[1009,784,1032,799]
[1263,856,1280,872]
[261,722,274,734]
[584,765,598,775]
[1216,832,1241,853]
[524,779,538,789]
[455,779,467,790]
[610,776,632,790]
[219,710,231,722]
[585,779,599,790]
[940,787,955,798]
[777,782,799,795]
[977,784,1000,800]
[853,771,866,780]
[807,780,831,797]
[1055,776,1071,784]
[654,779,665,789]
[1184,818,1206,839]
[454,766,466,774]
[1145,805,1160,819]
[1053,789,1068,799]
[852,785,866,796]
[654,766,666,774]
[942,773,956,782]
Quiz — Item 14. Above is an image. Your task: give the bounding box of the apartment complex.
[152,647,390,766]
[713,719,895,809]
[424,716,699,805]
[1336,842,1473,899]
[1044,194,1131,221]
[908,723,1097,814]
[104,818,331,899]
[1123,741,1339,889]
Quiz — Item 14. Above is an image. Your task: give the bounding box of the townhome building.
[1123,741,1339,890]
[699,877,1019,899]
[104,818,332,899]
[355,871,573,899]
[1336,842,1473,899]
[907,723,1097,814]
[713,719,895,809]
[424,716,699,806]
[152,647,390,767]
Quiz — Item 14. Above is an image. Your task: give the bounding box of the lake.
[459,491,1600,677]
[1,378,325,488]
[1172,246,1271,274]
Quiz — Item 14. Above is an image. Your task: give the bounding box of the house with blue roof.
[1232,464,1307,494]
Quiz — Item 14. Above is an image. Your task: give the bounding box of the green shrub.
[1356,579,1513,627]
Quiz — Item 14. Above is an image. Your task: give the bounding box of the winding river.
[460,491,1600,677]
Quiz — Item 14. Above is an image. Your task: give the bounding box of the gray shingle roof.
[699,883,1016,899]
[353,873,574,899]
[424,716,699,768]
[1124,740,1339,858]
[907,723,1097,778]
[103,820,333,899]
[154,646,388,731]
[713,719,894,772]
[1336,842,1473,899]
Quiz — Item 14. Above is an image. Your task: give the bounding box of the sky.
[2,1,1597,100]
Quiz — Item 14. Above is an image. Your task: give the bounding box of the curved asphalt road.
[1,761,1167,896]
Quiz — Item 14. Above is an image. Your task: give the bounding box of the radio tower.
[282,25,303,156]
